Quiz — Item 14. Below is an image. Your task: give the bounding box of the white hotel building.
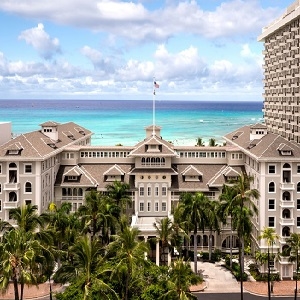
[0,0,300,277]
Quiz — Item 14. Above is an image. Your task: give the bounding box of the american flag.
[154,81,159,88]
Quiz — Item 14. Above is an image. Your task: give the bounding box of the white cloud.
[0,0,283,43]
[18,23,61,59]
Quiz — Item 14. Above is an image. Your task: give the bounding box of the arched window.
[283,191,290,201]
[62,188,67,196]
[9,191,17,202]
[282,226,290,237]
[161,157,165,165]
[156,157,160,165]
[269,182,275,192]
[282,209,290,219]
[25,182,32,193]
[146,157,150,165]
[141,157,145,165]
[9,163,17,168]
[283,163,291,168]
[197,235,201,246]
[78,188,83,196]
[151,157,156,165]
[73,188,78,196]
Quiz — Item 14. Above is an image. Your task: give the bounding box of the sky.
[0,0,295,101]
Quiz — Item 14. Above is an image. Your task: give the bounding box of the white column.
[156,241,160,266]
[144,236,148,260]
[167,250,171,266]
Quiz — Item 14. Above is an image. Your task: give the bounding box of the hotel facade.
[0,0,300,278]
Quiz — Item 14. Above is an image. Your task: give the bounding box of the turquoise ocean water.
[0,100,263,146]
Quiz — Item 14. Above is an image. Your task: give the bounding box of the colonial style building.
[0,0,299,276]
[0,120,245,264]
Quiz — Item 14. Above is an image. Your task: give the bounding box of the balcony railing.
[3,182,20,190]
[280,182,295,190]
[280,200,294,208]
[279,217,294,226]
[4,201,19,209]
[61,196,84,201]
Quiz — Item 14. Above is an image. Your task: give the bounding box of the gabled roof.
[63,166,83,177]
[56,165,97,187]
[207,166,243,187]
[0,121,92,159]
[181,165,203,176]
[103,164,126,176]
[129,135,176,157]
[171,164,228,191]
[224,125,300,161]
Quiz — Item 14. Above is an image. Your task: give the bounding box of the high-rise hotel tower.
[258,0,300,142]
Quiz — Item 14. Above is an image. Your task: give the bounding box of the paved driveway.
[192,261,240,293]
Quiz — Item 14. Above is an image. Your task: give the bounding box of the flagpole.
[152,77,156,136]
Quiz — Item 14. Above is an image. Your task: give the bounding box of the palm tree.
[208,138,218,147]
[286,233,300,300]
[153,217,174,265]
[106,180,131,215]
[41,202,74,267]
[55,235,117,300]
[259,227,279,299]
[0,228,47,300]
[78,190,106,240]
[219,184,238,268]
[9,204,43,231]
[107,225,149,300]
[161,258,201,299]
[206,200,220,261]
[195,137,205,147]
[180,192,209,274]
[231,173,259,300]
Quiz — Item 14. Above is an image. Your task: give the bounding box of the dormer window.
[48,143,57,149]
[281,150,292,156]
[67,134,75,140]
[67,176,77,181]
[7,149,20,155]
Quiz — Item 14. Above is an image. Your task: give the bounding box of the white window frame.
[297,199,300,210]
[268,182,276,193]
[268,199,275,211]
[139,186,144,196]
[162,186,167,196]
[139,202,144,212]
[162,202,167,212]
[155,202,159,212]
[147,186,151,196]
[268,216,275,228]
[24,182,32,194]
[0,163,2,174]
[0,199,2,212]
[155,186,159,197]
[268,164,276,174]
[297,217,300,228]
[24,164,32,174]
[147,202,151,212]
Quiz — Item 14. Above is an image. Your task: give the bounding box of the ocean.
[0,100,263,146]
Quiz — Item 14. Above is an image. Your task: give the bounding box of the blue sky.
[0,0,294,101]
